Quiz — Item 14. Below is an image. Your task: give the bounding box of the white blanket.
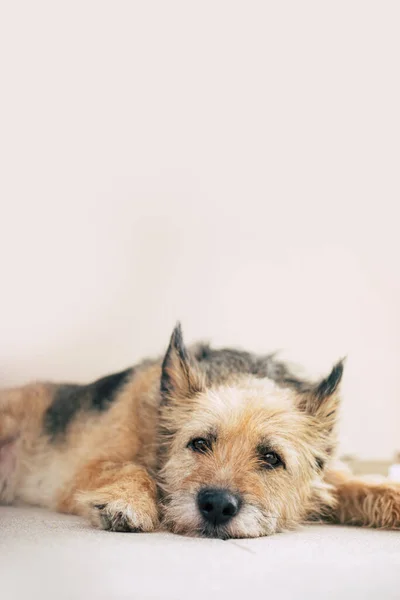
[1,506,399,600]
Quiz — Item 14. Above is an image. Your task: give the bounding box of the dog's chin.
[199,522,231,539]
[166,516,234,539]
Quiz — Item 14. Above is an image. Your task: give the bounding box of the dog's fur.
[1,324,399,537]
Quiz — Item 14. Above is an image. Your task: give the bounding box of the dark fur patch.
[197,347,257,380]
[192,345,299,387]
[44,368,132,437]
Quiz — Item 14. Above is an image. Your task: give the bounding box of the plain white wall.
[0,2,399,460]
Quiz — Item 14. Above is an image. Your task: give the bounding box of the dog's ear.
[297,360,345,426]
[161,323,204,402]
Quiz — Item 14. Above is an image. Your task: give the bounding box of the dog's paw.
[375,484,400,529]
[89,498,159,532]
[335,480,400,529]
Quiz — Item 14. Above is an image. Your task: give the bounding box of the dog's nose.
[197,488,240,526]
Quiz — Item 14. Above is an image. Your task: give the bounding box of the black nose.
[197,488,241,526]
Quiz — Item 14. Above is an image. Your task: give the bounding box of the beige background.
[0,2,399,460]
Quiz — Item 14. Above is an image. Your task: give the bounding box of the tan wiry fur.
[1,324,399,537]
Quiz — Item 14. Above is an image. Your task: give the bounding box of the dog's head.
[158,324,343,539]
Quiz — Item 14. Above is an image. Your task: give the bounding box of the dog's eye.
[258,448,283,469]
[188,437,212,453]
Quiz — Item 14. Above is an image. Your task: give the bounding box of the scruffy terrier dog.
[1,324,399,538]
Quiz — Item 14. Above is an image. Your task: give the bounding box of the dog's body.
[1,325,399,537]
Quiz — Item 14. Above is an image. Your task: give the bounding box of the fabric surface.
[1,506,399,600]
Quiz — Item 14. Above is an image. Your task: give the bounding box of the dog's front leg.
[57,460,159,532]
[324,468,400,529]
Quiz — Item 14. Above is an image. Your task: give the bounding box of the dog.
[1,324,399,538]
